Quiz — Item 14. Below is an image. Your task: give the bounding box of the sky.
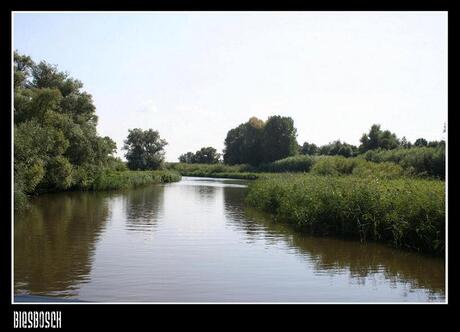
[13,12,447,162]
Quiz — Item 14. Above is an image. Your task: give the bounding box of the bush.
[360,147,445,179]
[352,160,404,179]
[311,156,357,176]
[259,155,314,173]
[310,156,405,179]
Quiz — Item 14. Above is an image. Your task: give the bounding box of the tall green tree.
[193,147,221,164]
[179,152,195,163]
[400,136,412,149]
[318,140,357,158]
[300,142,318,155]
[414,138,428,147]
[123,128,167,170]
[179,147,221,164]
[261,116,298,163]
[223,115,298,165]
[359,124,399,153]
[223,117,265,165]
[14,51,117,208]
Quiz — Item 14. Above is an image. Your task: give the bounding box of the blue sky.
[13,12,447,161]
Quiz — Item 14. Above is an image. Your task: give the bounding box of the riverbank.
[245,173,445,255]
[15,170,182,211]
[89,170,181,191]
[166,162,259,179]
[166,151,445,180]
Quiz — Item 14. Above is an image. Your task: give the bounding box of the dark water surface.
[14,177,445,302]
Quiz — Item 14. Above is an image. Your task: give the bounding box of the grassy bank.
[89,170,181,191]
[15,170,182,211]
[166,156,406,181]
[166,162,258,179]
[245,174,445,255]
[180,171,258,180]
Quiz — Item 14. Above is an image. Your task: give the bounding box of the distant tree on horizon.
[318,140,358,158]
[178,147,221,164]
[414,138,428,147]
[359,124,399,153]
[300,142,318,156]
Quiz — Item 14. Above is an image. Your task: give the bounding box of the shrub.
[360,147,445,179]
[351,160,404,179]
[259,155,314,173]
[310,156,357,176]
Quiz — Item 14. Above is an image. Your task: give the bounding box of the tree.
[400,136,412,149]
[223,115,298,165]
[193,147,221,164]
[300,142,318,155]
[261,116,298,163]
[14,51,33,89]
[123,128,167,170]
[318,140,357,158]
[223,117,264,165]
[414,138,428,147]
[179,147,221,164]
[14,52,118,202]
[179,152,195,163]
[359,124,399,153]
[428,140,445,149]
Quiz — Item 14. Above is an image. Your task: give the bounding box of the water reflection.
[124,185,164,232]
[14,178,445,302]
[14,192,111,297]
[222,186,445,299]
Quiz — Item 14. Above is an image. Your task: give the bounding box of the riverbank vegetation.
[89,170,181,191]
[246,174,445,255]
[166,162,258,179]
[168,151,441,181]
[14,53,179,211]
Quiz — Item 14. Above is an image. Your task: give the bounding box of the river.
[14,177,445,302]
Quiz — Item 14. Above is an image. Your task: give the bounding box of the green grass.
[245,173,445,255]
[89,170,181,191]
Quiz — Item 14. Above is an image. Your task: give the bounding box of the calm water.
[14,177,445,302]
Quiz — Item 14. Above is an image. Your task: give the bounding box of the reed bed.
[245,173,445,255]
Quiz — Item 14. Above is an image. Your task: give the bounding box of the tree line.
[178,117,445,166]
[178,147,221,164]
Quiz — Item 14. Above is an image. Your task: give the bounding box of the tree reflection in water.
[14,191,112,297]
[222,186,445,298]
[124,185,165,232]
